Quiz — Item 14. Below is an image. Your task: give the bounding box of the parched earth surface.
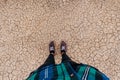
[0,0,120,80]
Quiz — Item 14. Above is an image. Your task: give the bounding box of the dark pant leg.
[43,54,55,66]
[62,52,72,62]
[38,54,55,69]
[62,53,79,70]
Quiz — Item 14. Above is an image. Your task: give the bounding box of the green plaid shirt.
[26,62,109,80]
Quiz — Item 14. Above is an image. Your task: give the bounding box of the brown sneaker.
[60,41,67,53]
[49,41,55,54]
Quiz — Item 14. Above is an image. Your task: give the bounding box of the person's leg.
[38,41,56,69]
[37,53,55,70]
[61,52,71,62]
[60,41,72,62]
[61,52,79,71]
[60,41,78,71]
[43,53,55,66]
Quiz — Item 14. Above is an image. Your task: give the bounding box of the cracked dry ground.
[0,0,120,80]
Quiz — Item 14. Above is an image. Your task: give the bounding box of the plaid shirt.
[26,61,109,80]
